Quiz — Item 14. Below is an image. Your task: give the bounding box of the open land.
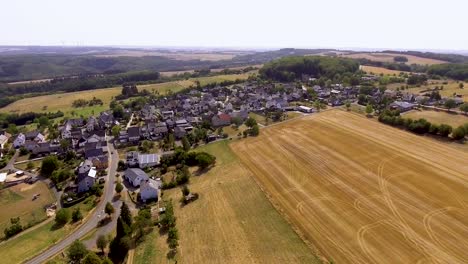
[231,110,468,264]
[388,79,468,101]
[0,73,252,116]
[342,52,447,65]
[404,110,468,127]
[0,182,55,233]
[133,141,321,264]
[361,65,407,75]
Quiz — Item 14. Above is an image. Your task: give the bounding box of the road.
[25,140,119,264]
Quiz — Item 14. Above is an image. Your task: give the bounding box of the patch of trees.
[382,50,468,64]
[243,117,260,137]
[393,56,408,63]
[68,239,113,264]
[158,200,179,257]
[378,110,467,140]
[260,56,359,82]
[0,111,63,128]
[4,217,23,239]
[407,74,428,85]
[356,58,416,72]
[72,97,103,108]
[427,64,468,81]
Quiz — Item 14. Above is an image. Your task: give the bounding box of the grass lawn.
[0,182,55,234]
[248,112,267,125]
[15,159,42,172]
[0,195,97,264]
[133,141,320,264]
[0,73,253,117]
[404,110,468,127]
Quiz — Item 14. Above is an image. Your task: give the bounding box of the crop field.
[342,52,447,65]
[404,110,468,128]
[388,79,468,102]
[231,110,468,264]
[0,182,55,233]
[133,141,320,264]
[0,73,252,116]
[361,65,406,75]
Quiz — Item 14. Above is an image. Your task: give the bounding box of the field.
[404,110,468,127]
[133,141,320,264]
[342,52,447,65]
[388,79,468,102]
[231,110,468,264]
[361,65,406,75]
[0,73,252,116]
[0,182,55,233]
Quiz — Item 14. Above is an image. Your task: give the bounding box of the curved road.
[25,142,118,264]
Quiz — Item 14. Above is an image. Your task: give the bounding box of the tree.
[438,124,453,137]
[345,101,351,111]
[250,124,260,136]
[96,234,109,254]
[195,152,216,169]
[82,252,102,264]
[444,99,456,111]
[115,182,123,194]
[105,202,115,217]
[460,103,468,115]
[460,83,464,89]
[452,126,466,140]
[4,217,23,238]
[55,208,70,226]
[181,136,190,151]
[120,202,133,227]
[181,185,190,196]
[245,117,257,128]
[72,207,83,222]
[26,161,34,171]
[68,240,88,263]
[111,125,121,138]
[365,104,374,116]
[41,156,59,176]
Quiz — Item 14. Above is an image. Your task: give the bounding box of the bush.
[71,208,83,222]
[452,126,466,140]
[41,156,60,176]
[4,217,23,238]
[438,124,453,137]
[55,208,70,226]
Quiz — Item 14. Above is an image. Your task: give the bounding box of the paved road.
[25,141,118,264]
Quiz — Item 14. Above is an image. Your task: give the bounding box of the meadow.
[343,52,447,65]
[231,110,468,264]
[133,141,321,264]
[404,110,468,127]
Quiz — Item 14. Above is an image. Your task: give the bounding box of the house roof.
[85,148,104,159]
[127,127,140,138]
[125,168,149,182]
[138,153,160,165]
[141,179,159,192]
[218,113,231,121]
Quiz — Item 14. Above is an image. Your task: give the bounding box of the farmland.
[342,52,447,65]
[231,110,468,264]
[133,141,320,264]
[0,182,55,234]
[0,73,252,116]
[404,110,468,128]
[388,79,468,101]
[361,65,406,75]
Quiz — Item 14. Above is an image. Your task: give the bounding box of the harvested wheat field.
[231,110,468,264]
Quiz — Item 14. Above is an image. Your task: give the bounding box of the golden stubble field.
[231,110,468,264]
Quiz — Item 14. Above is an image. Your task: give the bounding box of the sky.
[1,0,467,51]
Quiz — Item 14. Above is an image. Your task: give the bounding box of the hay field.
[361,65,406,75]
[231,110,468,264]
[388,79,468,102]
[343,52,446,65]
[0,182,55,233]
[133,141,320,264]
[0,73,252,116]
[404,110,468,127]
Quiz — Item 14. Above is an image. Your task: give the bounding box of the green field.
[133,141,320,264]
[0,182,55,234]
[0,73,253,117]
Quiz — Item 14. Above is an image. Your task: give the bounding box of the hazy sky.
[2,0,467,50]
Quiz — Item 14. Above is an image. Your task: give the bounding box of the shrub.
[55,208,70,226]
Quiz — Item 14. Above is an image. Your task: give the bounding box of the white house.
[13,133,26,148]
[0,134,9,150]
[140,179,159,202]
[124,168,149,187]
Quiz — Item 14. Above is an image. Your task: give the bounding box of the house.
[87,116,98,132]
[138,153,160,168]
[140,179,159,202]
[77,160,97,193]
[0,134,10,151]
[13,133,26,148]
[211,113,231,127]
[297,105,313,113]
[90,155,108,170]
[161,110,174,120]
[25,131,45,143]
[174,126,187,139]
[389,101,415,112]
[127,127,140,143]
[124,168,149,187]
[126,151,140,167]
[99,112,115,128]
[85,148,104,159]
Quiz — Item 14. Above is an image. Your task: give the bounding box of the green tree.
[438,124,453,137]
[111,126,121,138]
[41,156,59,176]
[55,208,70,226]
[68,240,88,263]
[345,101,351,111]
[365,104,374,116]
[181,185,190,196]
[96,234,109,254]
[452,126,466,140]
[181,136,190,151]
[250,124,260,136]
[115,182,123,194]
[82,252,102,264]
[120,202,133,227]
[71,207,83,222]
[245,117,257,128]
[460,83,464,89]
[105,202,115,217]
[460,103,468,115]
[444,99,456,111]
[196,152,216,169]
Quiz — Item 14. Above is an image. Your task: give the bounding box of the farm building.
[124,168,149,187]
[389,101,415,112]
[298,106,313,113]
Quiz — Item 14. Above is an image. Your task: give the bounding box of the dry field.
[133,141,320,264]
[95,50,243,61]
[343,52,447,65]
[361,65,406,76]
[0,182,55,233]
[231,110,468,264]
[404,110,468,128]
[388,79,468,102]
